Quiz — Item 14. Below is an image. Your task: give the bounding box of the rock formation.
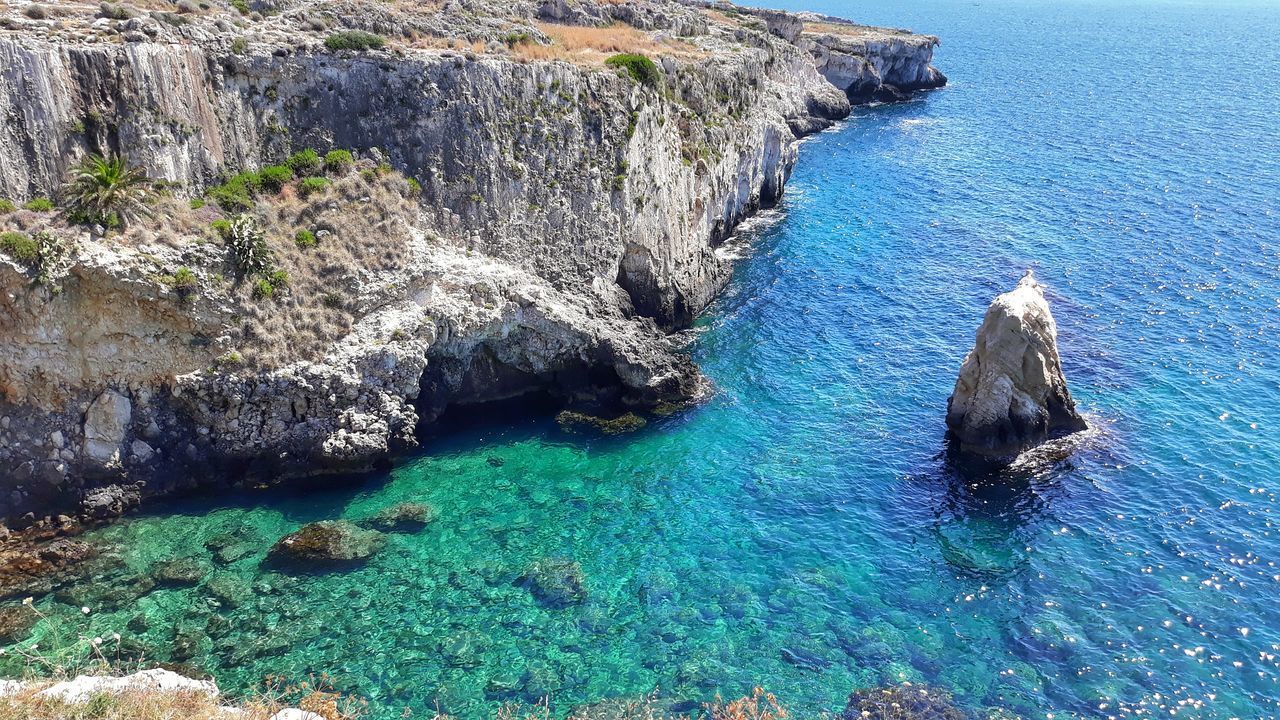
[946,271,1087,457]
[0,0,945,522]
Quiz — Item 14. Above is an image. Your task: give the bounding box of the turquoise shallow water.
[6,0,1280,717]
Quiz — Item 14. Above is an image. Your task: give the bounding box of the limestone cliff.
[946,271,1087,458]
[0,0,944,522]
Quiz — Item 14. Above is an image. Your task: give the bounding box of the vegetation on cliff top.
[605,53,661,88]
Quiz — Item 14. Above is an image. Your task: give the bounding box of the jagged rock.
[946,271,1087,457]
[267,521,385,567]
[80,484,141,519]
[517,558,588,607]
[361,502,436,532]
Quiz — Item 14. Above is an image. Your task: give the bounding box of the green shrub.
[211,219,232,238]
[3,230,72,285]
[294,229,317,248]
[286,148,322,175]
[230,36,248,54]
[324,31,385,52]
[406,177,422,195]
[266,269,289,288]
[168,266,198,298]
[323,150,354,175]
[0,199,15,214]
[0,231,38,264]
[605,53,660,87]
[230,0,248,15]
[252,277,274,299]
[189,198,206,210]
[299,176,330,197]
[23,197,55,212]
[257,164,294,193]
[208,172,259,212]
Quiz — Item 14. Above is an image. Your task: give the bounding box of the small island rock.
[946,271,1087,457]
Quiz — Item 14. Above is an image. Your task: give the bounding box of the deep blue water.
[6,0,1280,717]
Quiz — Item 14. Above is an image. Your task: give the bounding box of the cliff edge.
[0,0,944,522]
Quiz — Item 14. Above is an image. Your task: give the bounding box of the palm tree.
[62,152,152,228]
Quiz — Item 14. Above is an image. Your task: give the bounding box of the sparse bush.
[0,199,15,214]
[299,176,330,197]
[230,0,249,15]
[230,36,248,54]
[29,230,73,286]
[23,197,55,212]
[226,214,271,277]
[189,198,206,209]
[266,268,289,288]
[605,53,660,87]
[23,3,49,19]
[294,229,316,248]
[286,148,322,176]
[210,219,232,238]
[62,153,152,227]
[257,164,294,193]
[176,0,199,13]
[98,1,134,19]
[323,150,354,175]
[406,177,421,195]
[324,30,386,52]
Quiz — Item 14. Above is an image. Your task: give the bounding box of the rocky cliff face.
[946,271,1087,458]
[0,0,944,522]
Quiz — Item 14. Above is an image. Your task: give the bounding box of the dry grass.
[512,22,702,65]
[230,166,417,369]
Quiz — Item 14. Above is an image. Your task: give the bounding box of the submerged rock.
[0,538,100,600]
[556,410,648,435]
[151,557,209,586]
[0,604,38,643]
[361,502,436,533]
[841,684,967,720]
[267,521,385,568]
[517,558,589,608]
[946,271,1087,457]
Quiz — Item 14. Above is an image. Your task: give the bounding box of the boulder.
[946,271,1087,457]
[151,557,209,586]
[517,558,588,607]
[82,389,132,468]
[267,521,384,567]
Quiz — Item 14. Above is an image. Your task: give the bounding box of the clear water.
[7,0,1280,716]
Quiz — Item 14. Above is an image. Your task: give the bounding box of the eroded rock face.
[946,272,1087,457]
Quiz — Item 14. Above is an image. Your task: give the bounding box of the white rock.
[946,271,1086,457]
[270,710,326,720]
[36,669,218,704]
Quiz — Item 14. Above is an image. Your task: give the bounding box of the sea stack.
[946,271,1087,457]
